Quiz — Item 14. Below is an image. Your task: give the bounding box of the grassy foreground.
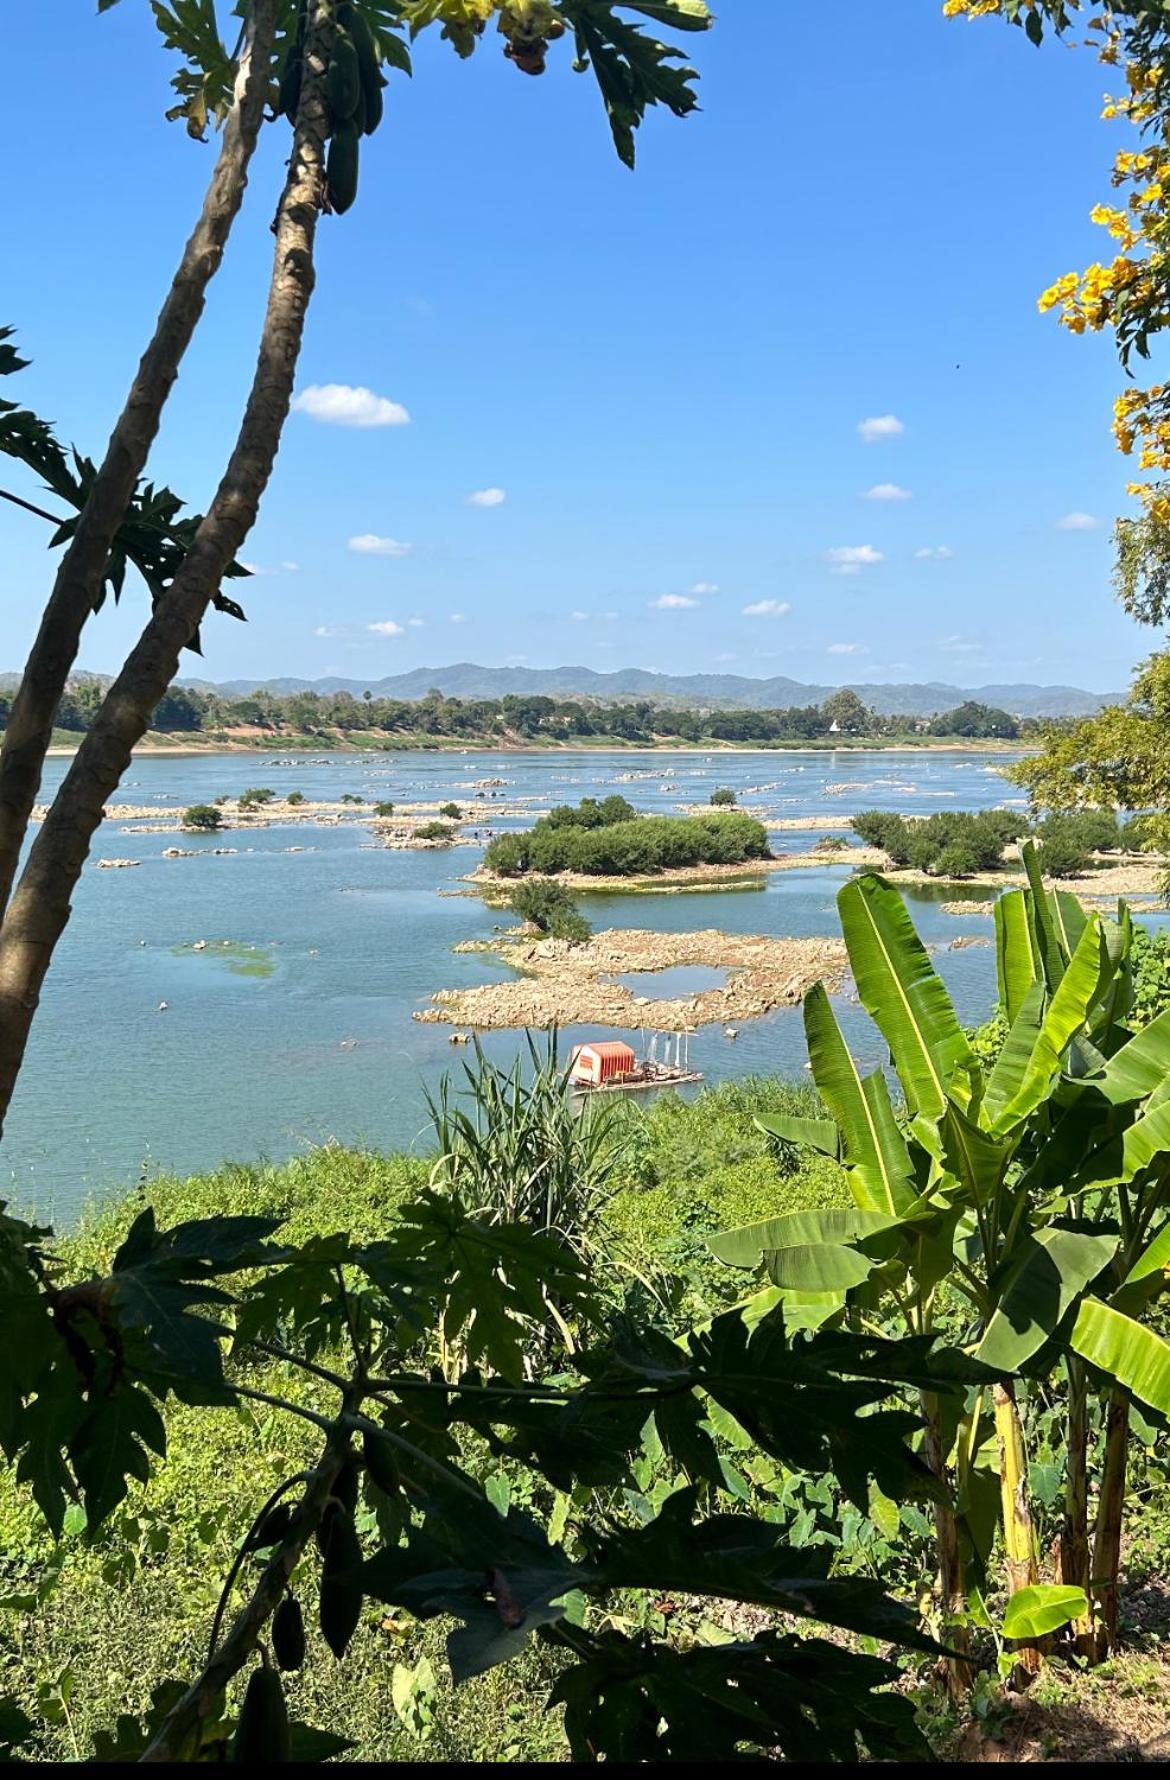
[0,1082,847,1763]
[3,1076,1168,1763]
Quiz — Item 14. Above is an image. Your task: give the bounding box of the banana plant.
[710,847,1170,1679]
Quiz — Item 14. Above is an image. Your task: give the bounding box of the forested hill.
[168,664,1114,718]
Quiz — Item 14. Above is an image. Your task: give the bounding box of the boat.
[568,1033,702,1096]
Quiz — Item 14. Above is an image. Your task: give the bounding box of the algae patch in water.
[171,940,275,979]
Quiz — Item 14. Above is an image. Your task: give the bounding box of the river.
[6,746,1062,1223]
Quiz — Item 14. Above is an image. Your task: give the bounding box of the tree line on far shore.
[20,683,1035,745]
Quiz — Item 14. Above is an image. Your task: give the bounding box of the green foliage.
[373,800,396,817]
[416,820,456,841]
[850,808,1029,876]
[0,1072,947,1765]
[238,786,276,810]
[714,856,1170,1672]
[709,786,736,806]
[181,803,222,830]
[439,801,463,818]
[286,789,306,805]
[486,801,770,878]
[0,327,247,652]
[928,700,1020,740]
[506,877,592,944]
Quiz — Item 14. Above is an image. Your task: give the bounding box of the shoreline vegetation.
[45,731,1035,757]
[32,686,1043,758]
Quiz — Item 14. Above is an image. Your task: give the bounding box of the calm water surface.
[5,746,1105,1223]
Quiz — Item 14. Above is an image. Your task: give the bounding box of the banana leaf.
[838,875,973,1119]
[1071,1296,1170,1415]
[995,889,1042,1025]
[709,1207,906,1268]
[755,1113,840,1159]
[975,1226,1118,1371]
[803,984,916,1214]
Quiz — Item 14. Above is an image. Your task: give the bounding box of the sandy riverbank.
[42,734,1035,759]
[413,926,848,1031]
[468,847,888,900]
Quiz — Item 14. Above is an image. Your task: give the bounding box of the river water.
[4,746,1059,1223]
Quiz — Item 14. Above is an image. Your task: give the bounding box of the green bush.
[1035,815,1094,878]
[340,793,364,805]
[286,790,306,806]
[709,787,737,806]
[485,802,770,878]
[373,801,396,818]
[237,787,276,811]
[439,802,463,819]
[507,877,592,945]
[416,821,456,842]
[181,804,222,831]
[852,808,1023,876]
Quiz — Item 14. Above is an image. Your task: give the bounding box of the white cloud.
[348,533,412,557]
[241,559,298,577]
[938,634,981,654]
[826,545,883,575]
[690,581,720,595]
[570,610,590,621]
[651,593,700,610]
[858,414,905,443]
[914,546,954,561]
[468,487,506,508]
[367,620,406,637]
[292,384,410,428]
[716,651,737,662]
[449,612,467,624]
[407,617,424,628]
[314,624,348,638]
[827,642,868,655]
[742,599,792,617]
[602,610,620,621]
[1056,511,1100,531]
[863,483,911,502]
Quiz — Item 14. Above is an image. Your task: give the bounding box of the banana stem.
[921,1389,973,1698]
[993,1381,1041,1682]
[1060,1357,1095,1658]
[1091,1389,1130,1662]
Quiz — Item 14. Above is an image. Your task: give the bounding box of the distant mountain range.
[169,663,1119,718]
[2,662,1115,718]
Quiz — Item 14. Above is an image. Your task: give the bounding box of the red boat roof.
[571,1041,636,1062]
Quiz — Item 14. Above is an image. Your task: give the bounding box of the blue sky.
[0,1,1154,692]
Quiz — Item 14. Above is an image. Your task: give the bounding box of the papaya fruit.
[340,3,385,135]
[326,122,360,215]
[318,1507,363,1658]
[362,1427,400,1496]
[327,31,362,125]
[272,1594,306,1673]
[231,1664,290,1763]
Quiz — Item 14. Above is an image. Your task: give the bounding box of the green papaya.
[272,1594,306,1673]
[362,1427,400,1496]
[318,1507,363,1658]
[278,54,302,124]
[231,1664,290,1763]
[326,122,360,215]
[340,3,385,135]
[327,31,362,126]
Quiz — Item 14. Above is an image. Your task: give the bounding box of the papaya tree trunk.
[0,5,333,1135]
[993,1381,1042,1681]
[1092,1389,1130,1661]
[0,0,278,922]
[921,1389,973,1698]
[1059,1356,1095,1658]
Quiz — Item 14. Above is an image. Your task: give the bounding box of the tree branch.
[0,2,334,1133]
[0,0,278,921]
